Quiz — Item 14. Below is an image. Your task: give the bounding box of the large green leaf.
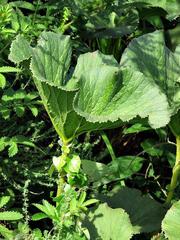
[74,51,170,128]
[98,187,166,233]
[162,200,180,240]
[129,0,180,20]
[121,30,180,125]
[9,31,175,142]
[85,203,135,240]
[9,32,122,143]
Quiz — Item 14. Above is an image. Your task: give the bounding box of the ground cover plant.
[0,0,180,240]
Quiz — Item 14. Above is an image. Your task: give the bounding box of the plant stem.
[165,136,180,205]
[56,174,65,198]
[56,143,70,199]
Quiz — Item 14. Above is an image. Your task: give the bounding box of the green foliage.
[0,135,36,157]
[162,200,180,240]
[0,195,23,239]
[9,30,180,143]
[32,189,98,239]
[0,88,39,119]
[0,66,20,89]
[97,187,166,233]
[129,0,180,20]
[85,203,135,240]
[82,156,144,186]
[0,1,180,239]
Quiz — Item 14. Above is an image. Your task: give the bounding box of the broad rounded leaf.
[129,0,180,20]
[85,203,134,240]
[74,51,170,128]
[98,187,166,233]
[9,35,33,64]
[162,200,180,240]
[121,31,180,120]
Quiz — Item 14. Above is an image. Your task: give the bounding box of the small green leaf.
[33,200,57,219]
[0,66,21,73]
[12,135,36,148]
[42,200,57,218]
[79,192,86,205]
[0,224,13,239]
[33,203,48,215]
[82,199,99,207]
[0,73,6,89]
[31,213,48,221]
[9,1,35,11]
[14,90,26,100]
[14,105,25,117]
[109,156,144,179]
[0,108,10,119]
[9,35,33,64]
[0,211,23,221]
[65,155,81,173]
[8,142,18,157]
[53,156,66,172]
[0,137,7,152]
[0,196,10,208]
[141,139,164,157]
[28,105,38,117]
[82,160,116,185]
[70,198,77,212]
[123,123,151,134]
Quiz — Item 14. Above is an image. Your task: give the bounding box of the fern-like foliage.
[0,196,23,239]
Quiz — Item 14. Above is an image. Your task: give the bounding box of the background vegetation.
[0,0,180,239]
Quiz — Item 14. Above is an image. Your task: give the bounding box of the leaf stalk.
[165,136,180,204]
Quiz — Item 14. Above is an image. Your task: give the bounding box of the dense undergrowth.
[0,0,180,239]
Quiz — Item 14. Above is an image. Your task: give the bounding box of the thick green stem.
[56,174,65,198]
[165,136,180,205]
[56,143,70,199]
